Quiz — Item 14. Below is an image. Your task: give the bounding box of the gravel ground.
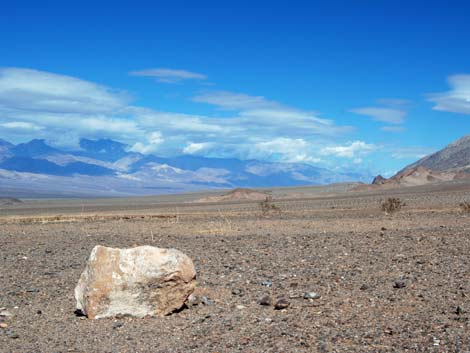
[1,185,469,352]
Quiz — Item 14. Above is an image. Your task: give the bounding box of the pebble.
[258,295,272,306]
[201,296,214,306]
[303,292,321,300]
[0,323,8,329]
[186,294,201,307]
[236,305,246,310]
[360,284,369,291]
[261,281,273,287]
[0,309,12,318]
[231,288,244,296]
[7,331,19,339]
[274,298,290,310]
[393,280,406,289]
[113,322,124,330]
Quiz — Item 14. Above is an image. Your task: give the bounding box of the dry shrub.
[260,196,281,217]
[381,197,404,214]
[460,201,470,213]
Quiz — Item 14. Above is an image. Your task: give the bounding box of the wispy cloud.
[0,67,362,168]
[350,107,406,124]
[429,74,470,114]
[130,68,207,83]
[381,125,406,133]
[320,141,376,158]
[183,142,213,154]
[0,121,43,131]
[390,146,435,159]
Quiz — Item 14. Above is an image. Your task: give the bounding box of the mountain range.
[0,138,371,197]
[366,135,470,190]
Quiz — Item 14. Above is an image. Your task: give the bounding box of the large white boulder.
[75,245,196,319]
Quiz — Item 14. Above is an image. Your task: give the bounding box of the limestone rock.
[75,245,196,319]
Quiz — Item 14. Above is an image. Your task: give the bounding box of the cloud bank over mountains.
[0,67,464,177]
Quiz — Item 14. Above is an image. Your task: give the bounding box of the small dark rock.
[360,284,370,291]
[393,280,406,289]
[74,309,86,317]
[274,298,290,310]
[113,322,123,329]
[258,295,272,306]
[455,306,465,315]
[26,288,40,293]
[37,310,42,315]
[261,281,273,287]
[231,288,244,296]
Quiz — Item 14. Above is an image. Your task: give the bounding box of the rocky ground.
[1,184,470,352]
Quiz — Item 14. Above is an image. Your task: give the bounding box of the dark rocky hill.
[399,135,470,173]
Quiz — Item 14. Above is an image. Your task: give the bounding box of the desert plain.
[1,182,469,353]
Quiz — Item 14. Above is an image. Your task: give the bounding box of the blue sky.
[1,0,470,176]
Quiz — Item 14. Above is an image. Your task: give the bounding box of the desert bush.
[381,197,404,214]
[459,201,470,213]
[259,196,281,217]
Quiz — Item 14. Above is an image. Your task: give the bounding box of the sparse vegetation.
[259,196,281,217]
[381,197,404,214]
[459,201,470,213]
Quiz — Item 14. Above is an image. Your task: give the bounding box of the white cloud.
[130,68,207,83]
[0,67,357,167]
[320,141,376,158]
[429,74,470,114]
[377,98,411,107]
[0,121,43,131]
[130,132,164,154]
[183,142,213,154]
[0,67,130,114]
[390,146,434,159]
[381,125,406,133]
[350,107,406,124]
[193,91,271,110]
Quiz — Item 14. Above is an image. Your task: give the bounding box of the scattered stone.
[231,288,244,296]
[37,310,42,315]
[201,296,214,306]
[258,295,272,306]
[274,298,290,310]
[0,323,8,329]
[360,284,370,291]
[261,281,273,287]
[26,288,40,293]
[393,280,406,289]
[455,306,465,315]
[7,331,19,339]
[113,322,124,329]
[0,309,12,318]
[303,292,321,300]
[186,294,201,307]
[74,245,196,319]
[236,305,246,310]
[381,227,387,231]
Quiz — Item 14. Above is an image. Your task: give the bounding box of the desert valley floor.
[1,182,470,352]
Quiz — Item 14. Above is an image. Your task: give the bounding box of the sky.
[1,0,470,176]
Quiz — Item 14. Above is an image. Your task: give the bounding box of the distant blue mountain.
[0,156,114,176]
[0,137,372,196]
[12,139,61,157]
[74,138,129,162]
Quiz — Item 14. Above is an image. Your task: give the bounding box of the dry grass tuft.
[459,201,470,213]
[259,196,281,217]
[381,197,404,214]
